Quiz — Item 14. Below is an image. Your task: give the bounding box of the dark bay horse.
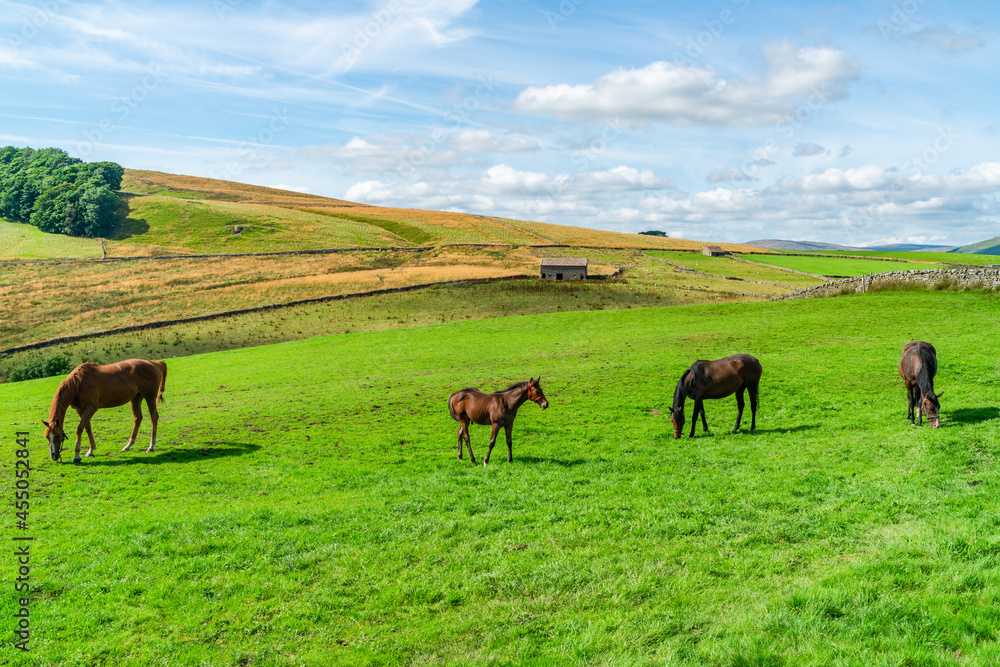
[899,340,942,428]
[42,359,167,463]
[670,354,762,438]
[448,377,548,465]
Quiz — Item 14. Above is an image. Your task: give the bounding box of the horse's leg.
[145,393,159,452]
[74,407,97,464]
[699,400,709,434]
[484,423,501,466]
[83,422,97,457]
[906,385,917,424]
[463,419,476,464]
[690,400,704,437]
[734,387,746,432]
[458,419,472,462]
[505,424,514,462]
[123,395,143,452]
[748,383,759,431]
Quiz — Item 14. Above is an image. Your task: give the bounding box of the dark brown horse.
[670,354,762,438]
[448,377,548,465]
[899,341,942,428]
[42,359,167,463]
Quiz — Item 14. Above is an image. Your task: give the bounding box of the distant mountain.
[743,239,863,252]
[865,243,958,252]
[952,236,1000,255]
[744,239,961,253]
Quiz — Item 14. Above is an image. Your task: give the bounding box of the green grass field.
[786,250,999,266]
[3,289,1000,665]
[643,250,825,288]
[737,254,929,277]
[0,221,105,260]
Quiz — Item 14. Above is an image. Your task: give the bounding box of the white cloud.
[269,183,311,193]
[479,163,672,197]
[574,166,673,190]
[513,44,859,126]
[343,160,1000,244]
[481,164,559,195]
[781,166,891,192]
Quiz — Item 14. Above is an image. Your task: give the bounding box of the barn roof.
[540,257,588,267]
[703,245,726,252]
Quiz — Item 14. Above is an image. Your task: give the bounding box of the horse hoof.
[73,457,81,464]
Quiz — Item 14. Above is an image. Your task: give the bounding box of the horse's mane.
[914,344,937,397]
[496,381,529,394]
[675,362,711,405]
[58,363,98,399]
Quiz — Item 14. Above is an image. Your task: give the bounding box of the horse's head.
[527,377,548,410]
[670,407,684,439]
[42,419,67,461]
[921,391,943,428]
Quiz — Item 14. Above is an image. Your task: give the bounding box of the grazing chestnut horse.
[448,377,549,465]
[42,359,167,463]
[899,341,942,428]
[670,354,762,438]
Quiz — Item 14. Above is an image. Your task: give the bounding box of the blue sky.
[2,0,998,246]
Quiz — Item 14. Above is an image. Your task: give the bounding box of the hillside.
[3,169,993,384]
[745,239,959,253]
[119,170,767,255]
[743,239,863,252]
[953,235,1000,255]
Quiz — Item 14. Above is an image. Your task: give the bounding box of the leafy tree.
[0,146,125,238]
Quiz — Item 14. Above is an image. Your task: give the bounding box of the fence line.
[1,267,611,357]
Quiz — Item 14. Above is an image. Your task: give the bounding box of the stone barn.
[702,245,729,257]
[540,257,588,280]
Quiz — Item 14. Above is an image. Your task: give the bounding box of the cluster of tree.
[639,230,669,237]
[0,146,125,238]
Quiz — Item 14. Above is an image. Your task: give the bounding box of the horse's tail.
[153,360,167,403]
[448,391,461,422]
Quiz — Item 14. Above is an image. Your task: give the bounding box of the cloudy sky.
[2,0,998,246]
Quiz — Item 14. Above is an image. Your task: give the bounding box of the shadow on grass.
[108,214,150,240]
[948,407,1000,425]
[748,424,821,435]
[74,441,260,466]
[515,456,589,467]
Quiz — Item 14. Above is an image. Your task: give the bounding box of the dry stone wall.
[774,266,1000,300]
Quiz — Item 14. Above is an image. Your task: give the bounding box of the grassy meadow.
[735,254,929,278]
[3,289,1000,665]
[0,221,105,260]
[0,248,782,366]
[807,250,1000,266]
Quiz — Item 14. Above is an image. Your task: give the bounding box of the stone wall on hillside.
[774,266,1000,300]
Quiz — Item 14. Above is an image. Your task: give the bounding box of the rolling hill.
[953,235,1000,255]
[119,170,767,255]
[744,239,960,253]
